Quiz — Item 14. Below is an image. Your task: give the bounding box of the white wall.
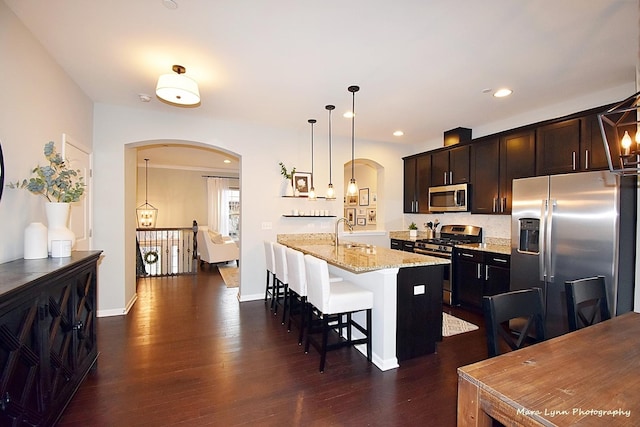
[93,104,407,314]
[0,1,93,264]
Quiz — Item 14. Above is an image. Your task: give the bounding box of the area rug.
[218,266,239,288]
[442,312,479,337]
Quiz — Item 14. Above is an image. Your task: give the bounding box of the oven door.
[428,183,469,212]
[414,248,452,305]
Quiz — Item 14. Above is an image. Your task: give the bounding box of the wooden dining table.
[457,311,640,426]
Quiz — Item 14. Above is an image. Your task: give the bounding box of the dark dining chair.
[564,276,611,332]
[482,288,546,358]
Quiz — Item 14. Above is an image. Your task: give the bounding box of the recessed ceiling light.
[393,130,404,137]
[223,159,231,164]
[162,0,178,10]
[493,88,513,98]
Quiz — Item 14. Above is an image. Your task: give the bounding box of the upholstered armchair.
[196,226,239,268]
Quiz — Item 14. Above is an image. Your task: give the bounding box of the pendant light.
[308,119,317,200]
[346,85,360,197]
[136,159,158,228]
[325,104,336,200]
[156,65,200,106]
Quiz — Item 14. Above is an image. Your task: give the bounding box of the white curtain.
[207,178,231,235]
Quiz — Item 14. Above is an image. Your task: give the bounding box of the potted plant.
[408,222,418,238]
[9,141,86,255]
[278,162,296,196]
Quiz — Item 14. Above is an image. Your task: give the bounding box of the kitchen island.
[278,234,449,371]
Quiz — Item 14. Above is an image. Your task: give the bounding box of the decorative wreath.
[144,250,159,264]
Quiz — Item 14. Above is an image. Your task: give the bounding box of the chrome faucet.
[335,217,354,250]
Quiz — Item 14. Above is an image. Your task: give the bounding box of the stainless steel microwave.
[428,183,469,212]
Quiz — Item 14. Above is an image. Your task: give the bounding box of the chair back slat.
[483,288,546,358]
[565,276,611,331]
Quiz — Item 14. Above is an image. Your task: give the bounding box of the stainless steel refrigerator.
[511,170,636,338]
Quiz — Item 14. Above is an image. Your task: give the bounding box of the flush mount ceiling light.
[598,91,640,175]
[156,64,200,106]
[346,85,360,197]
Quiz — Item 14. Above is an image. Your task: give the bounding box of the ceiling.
[5,0,638,168]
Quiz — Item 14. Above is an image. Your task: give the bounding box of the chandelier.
[136,159,158,228]
[598,91,640,175]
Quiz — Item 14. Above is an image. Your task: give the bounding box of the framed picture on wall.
[292,172,312,196]
[359,188,369,206]
[367,208,377,224]
[347,195,358,205]
[346,208,356,223]
[356,217,366,226]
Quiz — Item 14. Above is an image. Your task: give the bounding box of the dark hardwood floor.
[58,268,489,426]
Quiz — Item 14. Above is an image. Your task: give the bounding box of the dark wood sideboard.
[0,251,102,426]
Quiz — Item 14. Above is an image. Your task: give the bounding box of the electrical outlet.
[261,222,272,230]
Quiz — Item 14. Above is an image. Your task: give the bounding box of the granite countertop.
[277,234,449,273]
[455,243,511,255]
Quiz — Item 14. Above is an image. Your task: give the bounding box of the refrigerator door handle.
[539,199,547,282]
[547,199,556,283]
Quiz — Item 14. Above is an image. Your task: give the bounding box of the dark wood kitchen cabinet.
[403,153,431,213]
[470,130,535,214]
[0,251,101,426]
[453,248,510,311]
[536,118,581,175]
[431,145,469,186]
[580,114,609,171]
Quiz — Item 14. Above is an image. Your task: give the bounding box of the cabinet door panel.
[582,114,609,170]
[0,299,45,426]
[500,131,535,214]
[536,119,580,175]
[470,138,499,214]
[431,150,449,186]
[403,157,417,213]
[449,145,470,184]
[416,154,431,213]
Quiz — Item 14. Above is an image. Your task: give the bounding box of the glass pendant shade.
[308,118,317,201]
[325,104,336,200]
[156,65,200,106]
[347,86,360,196]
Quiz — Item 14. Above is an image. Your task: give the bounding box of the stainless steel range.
[414,225,482,305]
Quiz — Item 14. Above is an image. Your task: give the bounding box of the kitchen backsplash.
[403,213,511,241]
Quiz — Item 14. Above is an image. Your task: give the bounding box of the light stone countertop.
[455,243,511,255]
[277,234,449,274]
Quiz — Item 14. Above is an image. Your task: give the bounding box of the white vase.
[409,229,418,238]
[281,179,294,197]
[45,202,76,254]
[24,222,49,259]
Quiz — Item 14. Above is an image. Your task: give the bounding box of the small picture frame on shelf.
[359,188,369,206]
[356,217,366,226]
[292,172,312,196]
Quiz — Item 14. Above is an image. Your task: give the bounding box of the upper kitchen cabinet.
[580,114,609,171]
[536,115,609,175]
[403,153,431,213]
[536,118,580,175]
[431,145,470,186]
[470,130,535,214]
